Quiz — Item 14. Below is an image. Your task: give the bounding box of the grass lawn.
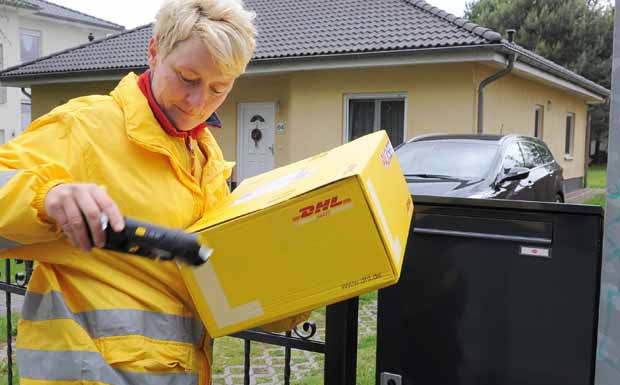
[212,291,378,384]
[0,315,18,344]
[587,164,607,189]
[0,360,18,385]
[0,313,19,385]
[585,164,607,208]
[0,261,27,385]
[0,261,25,285]
[585,194,606,207]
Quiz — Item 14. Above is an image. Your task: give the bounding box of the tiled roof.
[7,0,124,30]
[0,24,151,77]
[0,0,608,97]
[248,0,501,59]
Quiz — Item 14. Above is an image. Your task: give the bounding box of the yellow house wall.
[212,63,477,181]
[30,62,593,184]
[477,64,590,180]
[283,63,477,163]
[32,80,118,119]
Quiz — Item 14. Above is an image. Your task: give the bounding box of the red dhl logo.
[293,196,352,222]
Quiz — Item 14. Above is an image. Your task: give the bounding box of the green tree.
[466,0,614,162]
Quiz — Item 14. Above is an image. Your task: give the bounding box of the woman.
[0,1,307,384]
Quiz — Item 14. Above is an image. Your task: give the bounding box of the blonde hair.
[154,0,257,77]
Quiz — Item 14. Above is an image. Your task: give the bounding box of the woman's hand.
[44,183,125,251]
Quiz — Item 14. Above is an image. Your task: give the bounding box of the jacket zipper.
[185,136,196,177]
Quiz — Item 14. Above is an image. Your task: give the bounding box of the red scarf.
[137,70,206,140]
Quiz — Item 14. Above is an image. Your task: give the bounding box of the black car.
[395,134,565,202]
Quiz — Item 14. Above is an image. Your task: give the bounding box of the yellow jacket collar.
[111,73,235,186]
[111,73,176,151]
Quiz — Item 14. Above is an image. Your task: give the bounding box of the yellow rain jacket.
[0,73,307,385]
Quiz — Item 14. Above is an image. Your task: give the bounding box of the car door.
[495,142,535,201]
[519,141,548,201]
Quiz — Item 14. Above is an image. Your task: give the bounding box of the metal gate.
[0,261,359,385]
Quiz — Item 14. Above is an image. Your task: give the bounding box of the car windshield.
[396,140,499,179]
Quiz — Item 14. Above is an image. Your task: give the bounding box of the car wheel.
[555,194,564,203]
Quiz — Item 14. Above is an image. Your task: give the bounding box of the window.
[536,143,555,164]
[397,141,498,179]
[502,143,525,171]
[21,102,31,132]
[534,105,544,139]
[519,142,545,169]
[565,113,575,156]
[346,94,405,146]
[20,28,41,63]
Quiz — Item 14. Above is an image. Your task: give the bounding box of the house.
[0,0,609,193]
[0,0,123,143]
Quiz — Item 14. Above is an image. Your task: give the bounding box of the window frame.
[535,143,555,164]
[565,112,576,158]
[19,28,42,63]
[519,141,545,169]
[501,142,526,171]
[343,92,407,144]
[21,101,32,132]
[534,105,544,139]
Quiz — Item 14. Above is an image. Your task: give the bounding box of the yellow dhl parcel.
[182,131,413,337]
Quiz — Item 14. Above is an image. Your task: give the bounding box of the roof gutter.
[498,42,609,100]
[477,30,518,134]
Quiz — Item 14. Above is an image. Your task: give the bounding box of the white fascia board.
[486,53,604,103]
[244,47,499,76]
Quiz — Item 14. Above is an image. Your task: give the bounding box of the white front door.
[237,102,276,183]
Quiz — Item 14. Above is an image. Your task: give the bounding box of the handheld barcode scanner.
[89,214,212,266]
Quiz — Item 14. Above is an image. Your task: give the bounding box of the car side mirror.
[498,167,530,185]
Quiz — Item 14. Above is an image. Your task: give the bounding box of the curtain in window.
[349,99,375,141]
[381,100,404,146]
[565,114,574,155]
[20,30,40,63]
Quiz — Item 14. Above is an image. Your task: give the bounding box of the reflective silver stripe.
[22,291,204,344]
[0,171,22,250]
[17,349,198,385]
[0,237,21,249]
[0,170,18,187]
